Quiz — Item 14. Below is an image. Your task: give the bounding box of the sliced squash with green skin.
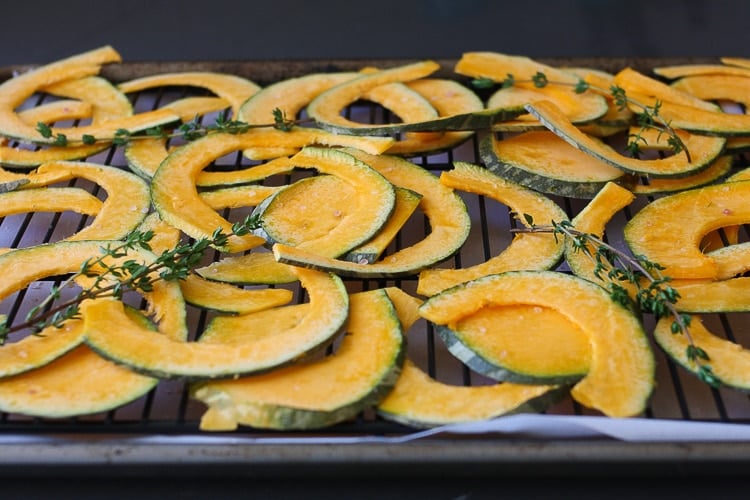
[238,72,359,160]
[487,85,608,131]
[564,67,634,136]
[670,75,750,109]
[631,155,733,196]
[191,288,404,431]
[199,184,281,210]
[653,63,750,80]
[624,180,750,280]
[124,96,232,178]
[672,277,750,313]
[0,308,162,418]
[525,100,726,178]
[273,150,471,279]
[150,129,394,253]
[387,79,484,156]
[252,151,396,258]
[0,76,132,167]
[565,182,636,290]
[118,71,261,117]
[343,187,423,264]
[308,61,523,135]
[0,46,136,144]
[179,273,293,314]
[417,162,566,297]
[455,52,609,130]
[84,267,348,380]
[0,186,102,219]
[196,156,297,188]
[196,252,299,285]
[0,240,187,377]
[479,132,632,199]
[707,242,750,280]
[654,315,750,391]
[434,303,592,385]
[419,270,655,418]
[613,67,720,111]
[26,161,151,242]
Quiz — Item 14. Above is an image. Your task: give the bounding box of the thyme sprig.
[472,72,692,163]
[35,107,301,147]
[0,214,262,344]
[514,215,719,387]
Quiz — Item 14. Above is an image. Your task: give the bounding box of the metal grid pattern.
[0,60,749,444]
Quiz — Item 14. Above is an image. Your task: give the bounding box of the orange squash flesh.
[624,180,750,280]
[416,161,565,296]
[192,288,404,431]
[419,271,655,418]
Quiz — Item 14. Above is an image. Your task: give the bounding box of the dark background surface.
[2,0,750,497]
[1,0,749,67]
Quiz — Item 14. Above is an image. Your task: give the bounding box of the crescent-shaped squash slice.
[0,239,187,378]
[624,180,750,280]
[272,150,470,279]
[654,315,750,391]
[417,161,566,297]
[525,100,726,178]
[0,309,161,418]
[83,267,348,380]
[150,129,394,253]
[196,252,299,285]
[377,287,563,428]
[251,149,396,258]
[191,288,404,431]
[419,270,655,418]
[479,131,632,199]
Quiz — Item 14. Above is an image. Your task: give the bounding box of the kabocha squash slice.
[613,67,719,111]
[624,180,750,280]
[238,72,360,160]
[653,63,750,80]
[21,161,151,242]
[417,161,566,297]
[124,96,232,178]
[307,61,524,136]
[179,274,293,315]
[672,278,750,313]
[654,315,750,391]
[0,309,162,418]
[479,131,632,199]
[272,150,471,279]
[195,156,297,189]
[419,270,655,418]
[563,67,633,136]
[150,128,394,253]
[525,100,726,178]
[199,184,281,210]
[343,186,423,264]
[0,46,178,145]
[385,78,484,156]
[433,303,592,385]
[191,288,405,431]
[564,181,636,291]
[196,252,299,285]
[455,52,609,129]
[670,75,750,108]
[631,155,733,196]
[117,71,261,117]
[251,149,396,258]
[0,76,132,167]
[84,267,349,380]
[0,239,187,378]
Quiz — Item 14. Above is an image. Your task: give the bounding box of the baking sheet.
[1,57,750,473]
